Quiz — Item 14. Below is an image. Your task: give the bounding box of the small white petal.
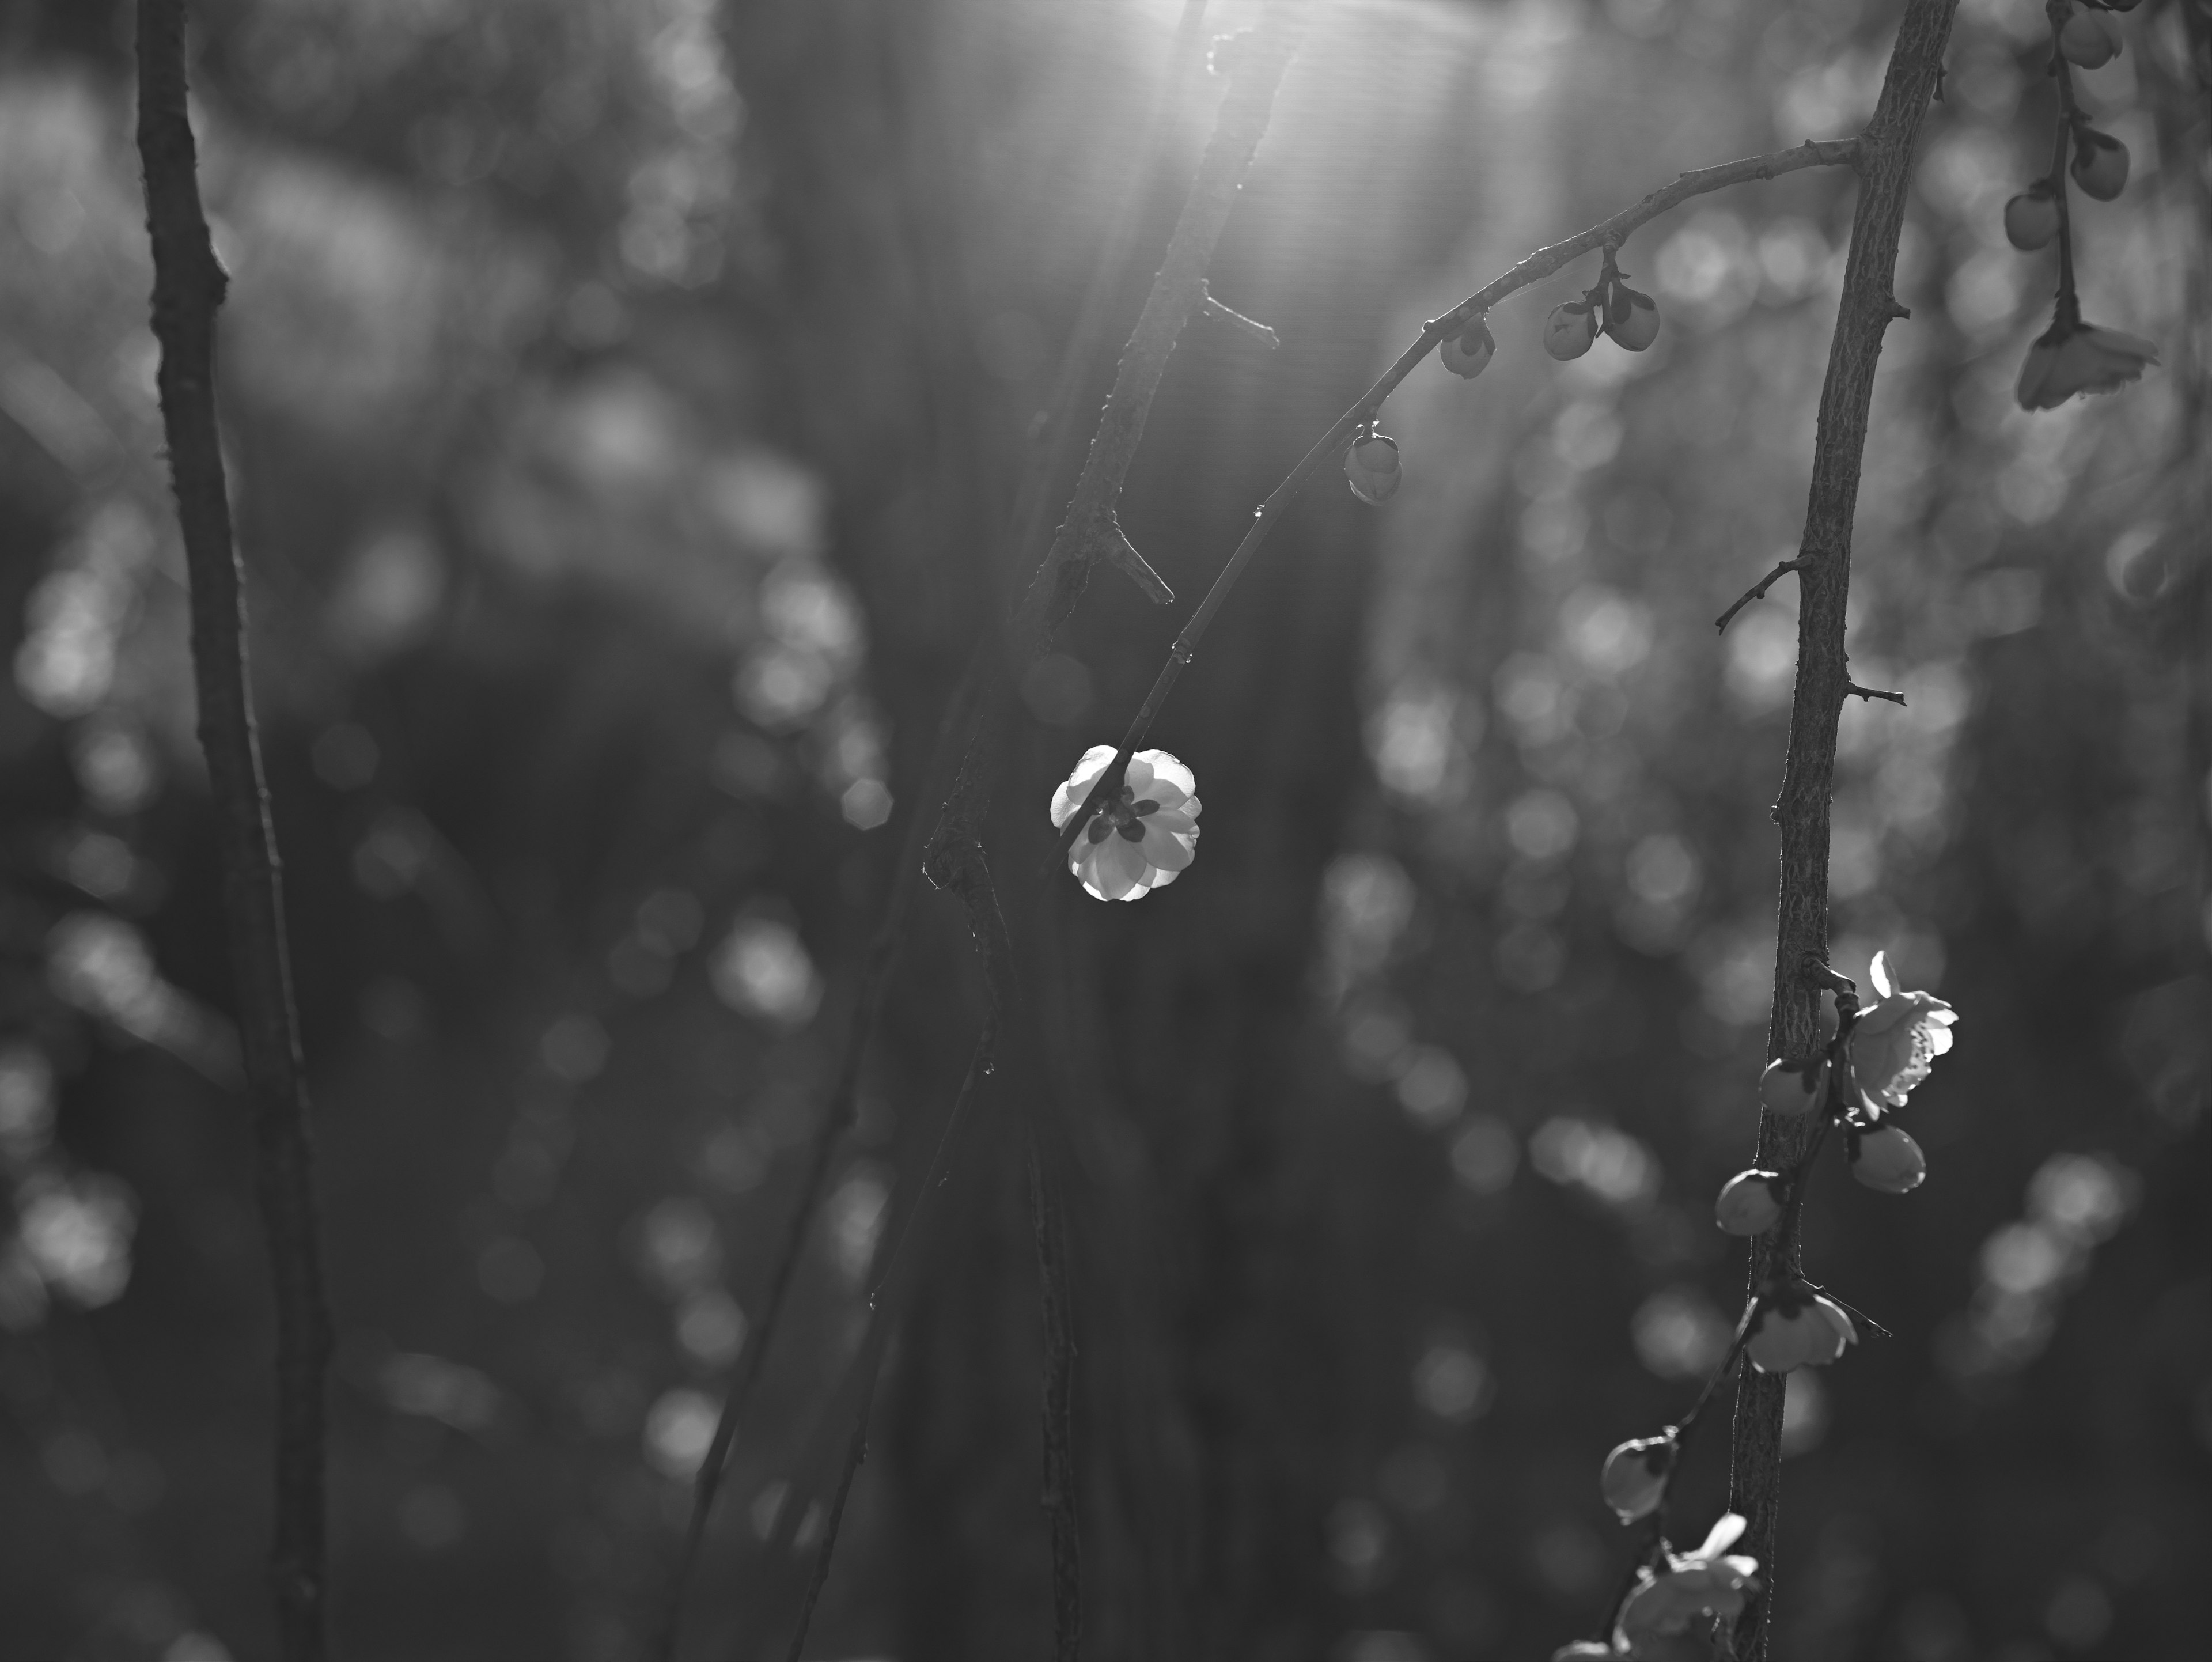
[1136,749,1196,800]
[1051,745,1120,828]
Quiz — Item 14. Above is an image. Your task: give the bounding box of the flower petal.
[2082,325,2159,364]
[1051,744,1120,828]
[1146,864,1183,890]
[1071,847,1114,902]
[1868,951,1894,1000]
[1135,749,1195,800]
[1141,823,1196,871]
[1695,1513,1748,1559]
[1097,835,1148,899]
[1145,808,1196,835]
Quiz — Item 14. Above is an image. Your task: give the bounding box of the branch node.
[1798,956,1856,998]
[1199,283,1280,349]
[1844,682,1906,706]
[1885,297,1912,321]
[1103,519,1176,605]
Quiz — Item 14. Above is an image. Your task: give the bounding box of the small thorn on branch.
[1199,283,1279,349]
[1845,682,1906,706]
[1885,298,1912,321]
[1103,519,1175,605]
[1714,558,1807,632]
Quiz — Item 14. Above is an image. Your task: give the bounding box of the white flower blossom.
[1050,746,1201,902]
[2016,314,2157,411]
[1745,1285,1855,1376]
[1614,1512,1763,1653]
[1851,951,1956,1108]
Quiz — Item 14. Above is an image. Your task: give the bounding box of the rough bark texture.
[134,3,332,1659]
[1728,5,1960,1657]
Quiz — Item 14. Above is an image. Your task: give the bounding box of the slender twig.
[780,1372,877,1662]
[1727,9,1959,1660]
[930,0,1313,879]
[1199,283,1281,349]
[134,9,331,1660]
[1844,682,1906,705]
[749,1015,997,1662]
[1006,0,1215,571]
[1715,559,1808,633]
[660,12,1220,1640]
[1031,1142,1082,1662]
[2046,4,2082,314]
[657,662,976,1661]
[1052,135,1863,868]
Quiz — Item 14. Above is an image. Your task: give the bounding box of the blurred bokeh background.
[2,0,2209,1659]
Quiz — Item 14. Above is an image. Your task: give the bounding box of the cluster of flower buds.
[1544,251,1660,362]
[2006,1,2158,408]
[1553,953,1960,1655]
[1713,953,1950,1237]
[1343,426,1401,505]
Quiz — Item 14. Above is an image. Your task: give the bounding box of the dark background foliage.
[1,2,2207,1661]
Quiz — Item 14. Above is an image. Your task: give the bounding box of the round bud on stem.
[2003,184,2061,251]
[1850,1122,1927,1194]
[2070,128,2129,202]
[1599,1431,1677,1523]
[2059,9,2123,69]
[1757,1056,1828,1116]
[1603,283,1661,352]
[1344,432,1402,506]
[1715,1169,1787,1237]
[1440,319,1496,380]
[1543,302,1597,361]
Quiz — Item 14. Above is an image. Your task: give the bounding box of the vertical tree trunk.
[1728,6,1958,1657]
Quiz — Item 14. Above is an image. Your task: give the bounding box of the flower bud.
[1351,434,1399,475]
[1543,302,1597,361]
[1440,319,1496,380]
[2059,9,2123,69]
[1747,1288,1856,1375]
[1850,1122,1926,1194]
[1347,469,1399,506]
[1603,284,1661,353]
[1600,1432,1676,1523]
[1345,433,1401,505]
[1715,1170,1786,1237]
[2003,185,2060,251]
[1757,1057,1828,1117]
[2070,128,2128,202]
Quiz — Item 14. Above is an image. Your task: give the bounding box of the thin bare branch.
[930,0,1312,883]
[134,5,331,1657]
[660,10,1221,1640]
[1715,558,1808,633]
[1031,1142,1082,1662]
[1199,283,1281,349]
[1845,682,1907,705]
[1054,136,1863,870]
[1728,7,1960,1660]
